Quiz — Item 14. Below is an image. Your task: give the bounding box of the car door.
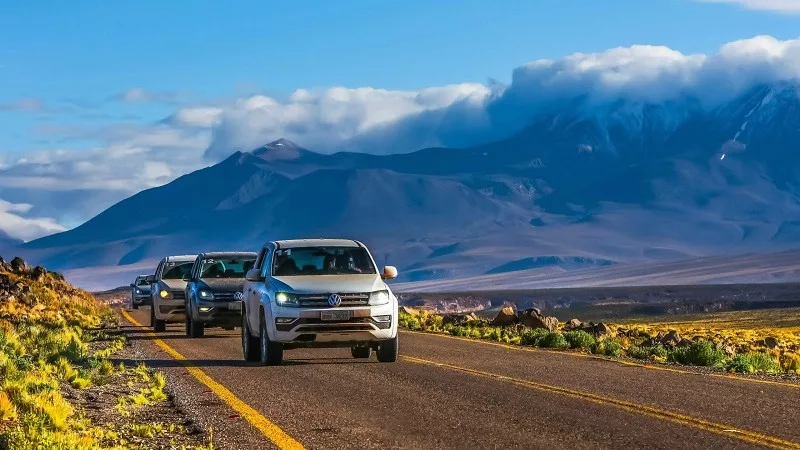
[246,246,269,331]
[185,256,201,311]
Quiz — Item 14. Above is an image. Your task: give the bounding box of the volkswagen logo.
[233,291,244,301]
[327,293,342,307]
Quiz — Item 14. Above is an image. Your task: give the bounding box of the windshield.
[135,277,150,286]
[161,262,194,280]
[272,246,376,276]
[200,257,256,279]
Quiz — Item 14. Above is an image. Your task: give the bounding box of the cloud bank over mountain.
[2,35,800,240]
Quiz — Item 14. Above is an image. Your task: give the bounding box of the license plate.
[320,310,351,321]
[228,302,242,311]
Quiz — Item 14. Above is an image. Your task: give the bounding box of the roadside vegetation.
[0,256,213,449]
[399,306,800,376]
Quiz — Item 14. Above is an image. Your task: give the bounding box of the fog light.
[373,315,392,323]
[199,307,212,312]
[275,317,295,324]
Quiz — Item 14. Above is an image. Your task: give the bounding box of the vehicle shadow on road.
[110,357,377,368]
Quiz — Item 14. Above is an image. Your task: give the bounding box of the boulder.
[10,257,28,274]
[594,322,612,336]
[722,344,737,357]
[399,306,419,316]
[0,257,11,273]
[31,266,47,282]
[517,308,559,331]
[443,312,480,325]
[660,330,682,348]
[564,318,583,331]
[764,337,779,349]
[490,306,518,326]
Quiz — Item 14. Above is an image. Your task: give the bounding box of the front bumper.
[132,294,151,305]
[153,298,185,322]
[266,302,397,348]
[195,300,241,327]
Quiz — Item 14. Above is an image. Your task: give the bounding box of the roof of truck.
[272,239,362,249]
[164,255,197,262]
[199,251,258,258]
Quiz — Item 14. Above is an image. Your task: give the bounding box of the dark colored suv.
[130,275,152,309]
[183,252,257,338]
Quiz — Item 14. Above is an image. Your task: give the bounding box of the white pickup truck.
[240,239,399,366]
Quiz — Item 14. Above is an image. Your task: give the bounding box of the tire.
[187,312,204,338]
[151,305,166,332]
[132,302,139,310]
[351,346,372,359]
[376,335,398,363]
[242,309,261,362]
[259,314,283,366]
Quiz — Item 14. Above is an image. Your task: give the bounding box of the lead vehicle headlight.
[369,290,390,306]
[275,292,299,306]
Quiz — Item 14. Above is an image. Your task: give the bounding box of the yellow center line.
[402,330,800,389]
[402,355,800,450]
[120,309,306,450]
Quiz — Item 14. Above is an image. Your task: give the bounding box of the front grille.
[276,317,390,332]
[297,293,369,307]
[171,290,185,301]
[213,292,238,301]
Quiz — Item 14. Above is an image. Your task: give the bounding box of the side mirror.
[129,283,135,288]
[381,266,398,280]
[246,268,263,282]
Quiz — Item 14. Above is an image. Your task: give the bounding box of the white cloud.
[111,87,191,104]
[0,98,47,112]
[696,0,800,13]
[6,34,800,238]
[0,198,66,242]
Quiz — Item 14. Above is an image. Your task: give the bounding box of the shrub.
[564,330,595,350]
[520,328,550,346]
[668,340,726,367]
[726,353,782,373]
[780,353,800,374]
[539,332,569,349]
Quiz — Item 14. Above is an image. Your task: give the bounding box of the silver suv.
[241,239,399,366]
[130,275,152,309]
[146,255,197,332]
[184,252,257,338]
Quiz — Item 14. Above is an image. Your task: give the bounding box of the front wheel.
[186,311,204,338]
[242,309,261,362]
[376,335,398,363]
[132,302,139,310]
[259,315,283,366]
[151,305,166,332]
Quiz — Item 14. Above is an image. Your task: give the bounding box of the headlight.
[199,290,214,300]
[275,292,298,306]
[135,289,141,294]
[159,290,170,299]
[369,290,390,306]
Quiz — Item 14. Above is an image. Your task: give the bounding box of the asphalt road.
[120,308,800,450]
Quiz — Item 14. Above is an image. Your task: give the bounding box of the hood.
[199,278,247,292]
[135,285,151,292]
[272,275,385,294]
[161,279,187,291]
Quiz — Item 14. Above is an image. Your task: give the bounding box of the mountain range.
[13,82,800,289]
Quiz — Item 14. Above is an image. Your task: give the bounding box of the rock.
[517,308,559,331]
[399,306,419,316]
[660,330,682,347]
[443,312,480,325]
[594,322,612,336]
[9,257,28,273]
[564,318,583,331]
[31,266,47,281]
[490,306,518,326]
[764,337,779,349]
[722,344,737,356]
[0,257,11,272]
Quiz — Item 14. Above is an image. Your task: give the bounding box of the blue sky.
[2,0,800,240]
[1,0,799,153]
